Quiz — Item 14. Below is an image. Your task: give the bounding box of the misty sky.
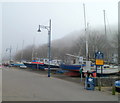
[1,0,119,59]
[0,3,2,62]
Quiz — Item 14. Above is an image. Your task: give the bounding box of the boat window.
[104,66,109,68]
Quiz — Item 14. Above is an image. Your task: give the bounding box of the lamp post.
[37,19,51,77]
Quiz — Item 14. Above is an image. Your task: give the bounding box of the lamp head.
[37,25,41,32]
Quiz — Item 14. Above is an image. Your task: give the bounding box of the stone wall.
[95,77,119,87]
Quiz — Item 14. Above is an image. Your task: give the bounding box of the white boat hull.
[97,68,119,74]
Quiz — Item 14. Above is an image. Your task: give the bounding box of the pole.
[96,65,97,77]
[103,10,108,62]
[101,66,103,77]
[37,19,51,77]
[83,4,88,61]
[83,3,89,75]
[81,65,83,82]
[32,37,35,61]
[15,44,18,61]
[83,3,87,32]
[103,10,109,63]
[9,45,12,63]
[21,40,24,62]
[48,19,51,77]
[103,10,107,36]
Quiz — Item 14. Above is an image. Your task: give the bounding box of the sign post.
[95,51,104,77]
[79,57,83,82]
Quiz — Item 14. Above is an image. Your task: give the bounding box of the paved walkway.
[2,67,118,101]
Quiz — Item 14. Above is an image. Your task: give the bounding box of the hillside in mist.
[14,25,118,63]
[51,30,83,49]
[52,25,118,49]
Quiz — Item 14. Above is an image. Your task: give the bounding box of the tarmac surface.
[2,67,119,101]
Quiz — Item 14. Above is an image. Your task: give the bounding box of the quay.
[2,67,118,101]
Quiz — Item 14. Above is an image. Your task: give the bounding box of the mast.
[32,37,35,61]
[15,44,18,61]
[6,45,12,63]
[16,44,18,55]
[103,10,109,63]
[21,40,24,62]
[103,10,107,36]
[9,45,12,62]
[83,3,87,32]
[83,3,88,61]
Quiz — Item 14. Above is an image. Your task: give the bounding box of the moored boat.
[24,58,62,70]
[97,65,119,76]
[23,61,45,70]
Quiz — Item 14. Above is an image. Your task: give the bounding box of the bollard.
[112,85,116,95]
[98,83,101,91]
[98,77,101,91]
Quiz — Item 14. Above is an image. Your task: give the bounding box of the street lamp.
[37,19,51,77]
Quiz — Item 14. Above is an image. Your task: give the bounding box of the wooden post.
[112,79,116,95]
[98,77,101,91]
[112,85,116,95]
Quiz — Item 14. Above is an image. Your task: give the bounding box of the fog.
[1,1,118,60]
[0,4,2,63]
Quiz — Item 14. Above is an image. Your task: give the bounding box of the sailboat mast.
[32,37,35,61]
[103,10,109,63]
[10,45,12,62]
[15,44,18,61]
[83,3,87,32]
[103,10,107,36]
[83,3,88,61]
[21,40,24,62]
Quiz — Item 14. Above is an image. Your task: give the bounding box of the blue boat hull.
[60,64,82,71]
[11,63,25,67]
[24,63,59,70]
[44,64,59,68]
[24,63,45,70]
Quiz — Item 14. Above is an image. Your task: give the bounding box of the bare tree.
[14,29,118,64]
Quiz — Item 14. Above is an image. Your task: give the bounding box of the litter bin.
[115,80,120,92]
[85,77,95,90]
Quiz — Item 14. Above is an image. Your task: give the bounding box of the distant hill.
[51,30,84,49]
[51,25,117,49]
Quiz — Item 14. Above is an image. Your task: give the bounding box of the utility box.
[85,77,95,90]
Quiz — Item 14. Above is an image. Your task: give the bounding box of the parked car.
[20,65,27,69]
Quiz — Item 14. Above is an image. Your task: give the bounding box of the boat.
[60,53,119,77]
[43,59,62,70]
[23,58,62,70]
[11,62,25,67]
[96,65,119,76]
[60,64,86,71]
[60,63,119,77]
[23,60,45,70]
[60,6,119,77]
[60,63,95,77]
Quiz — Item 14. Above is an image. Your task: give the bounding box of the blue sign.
[95,51,104,59]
